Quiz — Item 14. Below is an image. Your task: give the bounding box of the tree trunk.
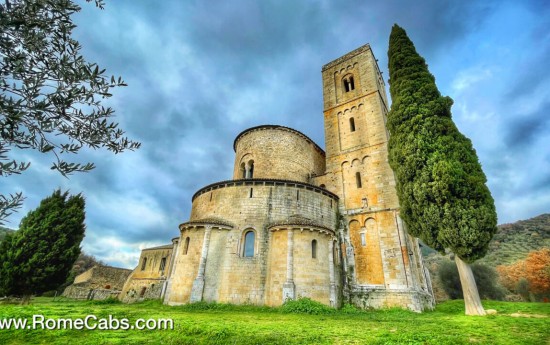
[455,255,486,315]
[21,294,31,305]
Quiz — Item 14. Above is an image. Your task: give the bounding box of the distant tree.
[387,24,498,315]
[438,260,506,300]
[0,190,85,303]
[516,278,530,301]
[0,0,140,224]
[72,252,104,276]
[497,248,550,300]
[524,248,550,295]
[496,260,525,292]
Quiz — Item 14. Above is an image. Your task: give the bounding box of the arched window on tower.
[312,240,317,259]
[243,230,255,257]
[343,74,355,93]
[248,160,254,178]
[240,162,246,179]
[349,117,356,132]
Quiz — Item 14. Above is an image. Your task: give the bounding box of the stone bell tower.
[313,44,434,311]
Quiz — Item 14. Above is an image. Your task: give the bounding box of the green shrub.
[89,297,121,305]
[516,278,531,301]
[438,259,507,300]
[280,297,335,315]
[339,303,363,314]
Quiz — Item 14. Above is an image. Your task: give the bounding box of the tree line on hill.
[423,214,550,303]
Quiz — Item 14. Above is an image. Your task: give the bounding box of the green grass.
[0,298,548,344]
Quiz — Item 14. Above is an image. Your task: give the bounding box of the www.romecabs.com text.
[0,315,174,330]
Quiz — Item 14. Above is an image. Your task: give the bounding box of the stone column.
[282,229,295,301]
[190,225,212,302]
[329,239,337,307]
[162,237,180,303]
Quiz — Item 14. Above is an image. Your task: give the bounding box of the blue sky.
[3,0,549,268]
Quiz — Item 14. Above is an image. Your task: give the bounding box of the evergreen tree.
[387,24,498,315]
[0,190,85,303]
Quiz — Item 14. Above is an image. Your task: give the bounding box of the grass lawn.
[0,298,548,344]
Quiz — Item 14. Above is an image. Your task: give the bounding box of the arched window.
[343,75,355,93]
[356,172,362,188]
[243,230,255,257]
[312,240,317,259]
[349,117,356,132]
[240,162,246,179]
[183,237,190,255]
[141,257,147,271]
[248,160,254,178]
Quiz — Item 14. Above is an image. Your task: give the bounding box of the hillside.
[422,213,550,267]
[480,213,550,267]
[0,226,16,242]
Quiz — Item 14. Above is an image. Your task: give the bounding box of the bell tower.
[314,44,434,310]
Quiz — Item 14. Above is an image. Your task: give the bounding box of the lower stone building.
[120,243,175,302]
[62,265,132,300]
[123,43,435,311]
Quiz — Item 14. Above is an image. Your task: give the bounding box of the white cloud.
[451,67,493,92]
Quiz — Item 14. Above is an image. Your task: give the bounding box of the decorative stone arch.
[364,217,384,285]
[178,220,233,303]
[351,158,361,167]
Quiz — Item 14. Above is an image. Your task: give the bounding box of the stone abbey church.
[119,44,436,311]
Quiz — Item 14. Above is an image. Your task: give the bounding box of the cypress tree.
[387,24,498,315]
[0,190,85,303]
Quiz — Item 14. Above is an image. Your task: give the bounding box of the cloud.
[3,0,549,268]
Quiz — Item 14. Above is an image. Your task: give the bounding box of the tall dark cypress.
[0,190,85,303]
[387,24,497,314]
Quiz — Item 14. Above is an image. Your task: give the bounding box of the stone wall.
[119,245,173,303]
[233,126,326,183]
[349,287,434,312]
[63,265,132,300]
[164,181,339,307]
[63,285,120,300]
